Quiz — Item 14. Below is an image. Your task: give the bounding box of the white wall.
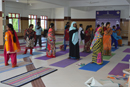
[4,1,129,19]
[71,5,129,19]
[54,8,64,19]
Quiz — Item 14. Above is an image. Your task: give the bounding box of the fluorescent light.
[16,0,19,2]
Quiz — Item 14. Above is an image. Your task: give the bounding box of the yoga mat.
[55,42,63,45]
[22,46,45,49]
[122,54,130,62]
[38,47,59,52]
[103,53,116,60]
[0,59,4,64]
[0,61,32,73]
[111,47,118,52]
[17,52,42,59]
[80,52,92,57]
[79,61,110,72]
[35,51,67,60]
[1,67,57,87]
[123,48,130,53]
[50,59,81,68]
[20,43,26,45]
[0,50,25,56]
[109,63,129,76]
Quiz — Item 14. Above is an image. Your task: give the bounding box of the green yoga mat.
[103,53,116,60]
[55,42,63,45]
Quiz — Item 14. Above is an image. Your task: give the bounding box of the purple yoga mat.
[123,48,130,53]
[109,63,129,76]
[80,52,92,57]
[35,52,66,60]
[50,59,80,68]
[122,55,130,62]
[38,47,59,52]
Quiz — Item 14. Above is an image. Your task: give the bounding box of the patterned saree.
[90,27,103,65]
[46,28,56,58]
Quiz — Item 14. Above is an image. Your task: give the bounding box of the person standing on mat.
[68,21,80,60]
[90,27,103,65]
[84,26,91,53]
[46,23,56,58]
[78,24,85,45]
[24,24,36,55]
[103,22,113,56]
[4,24,21,68]
[34,22,42,47]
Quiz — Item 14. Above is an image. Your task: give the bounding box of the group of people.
[3,21,122,68]
[64,22,122,65]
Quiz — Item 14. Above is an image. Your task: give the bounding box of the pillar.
[64,7,71,28]
[0,0,3,49]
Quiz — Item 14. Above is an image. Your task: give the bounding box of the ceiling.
[4,0,130,9]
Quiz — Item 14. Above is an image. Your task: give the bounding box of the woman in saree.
[46,23,56,58]
[24,24,36,55]
[103,22,113,56]
[84,26,91,53]
[116,24,122,46]
[68,21,80,60]
[4,24,21,68]
[90,27,103,65]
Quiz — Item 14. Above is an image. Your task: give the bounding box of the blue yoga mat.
[79,61,110,72]
[17,52,42,59]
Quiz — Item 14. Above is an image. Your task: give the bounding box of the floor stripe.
[23,57,46,87]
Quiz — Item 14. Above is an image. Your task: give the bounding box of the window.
[8,13,21,32]
[40,16,48,30]
[28,15,37,30]
[2,13,4,31]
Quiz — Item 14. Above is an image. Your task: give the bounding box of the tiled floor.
[0,36,128,87]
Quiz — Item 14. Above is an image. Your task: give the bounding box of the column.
[0,0,3,49]
[128,5,130,46]
[64,7,71,27]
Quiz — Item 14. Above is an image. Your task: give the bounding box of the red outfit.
[4,30,20,67]
[103,27,107,31]
[4,48,17,66]
[64,29,69,41]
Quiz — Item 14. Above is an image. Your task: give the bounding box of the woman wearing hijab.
[116,24,122,46]
[68,22,80,60]
[84,26,91,53]
[90,27,103,65]
[46,23,56,58]
[103,22,113,56]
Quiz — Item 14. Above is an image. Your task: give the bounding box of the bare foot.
[90,62,94,64]
[68,57,70,59]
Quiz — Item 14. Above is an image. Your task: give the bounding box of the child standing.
[4,24,21,68]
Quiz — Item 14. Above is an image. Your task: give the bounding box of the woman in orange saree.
[103,22,113,56]
[116,24,122,46]
[46,23,56,58]
[4,24,21,68]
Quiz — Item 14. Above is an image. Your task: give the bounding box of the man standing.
[34,22,42,47]
[78,24,85,45]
